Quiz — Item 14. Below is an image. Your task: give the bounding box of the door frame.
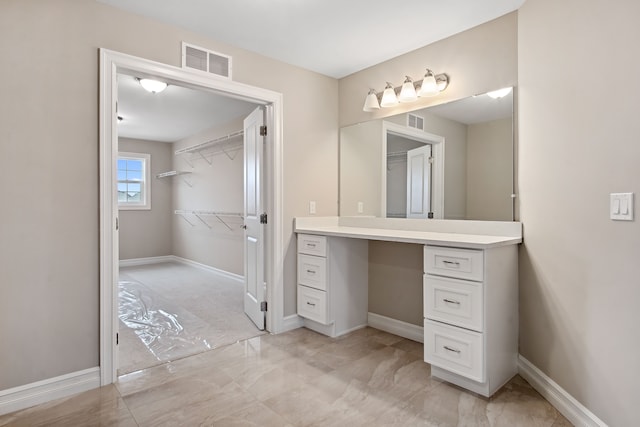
[381,121,444,218]
[99,49,284,386]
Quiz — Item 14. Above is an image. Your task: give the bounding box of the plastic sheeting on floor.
[118,280,213,362]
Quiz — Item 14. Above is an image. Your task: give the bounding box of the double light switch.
[610,193,634,221]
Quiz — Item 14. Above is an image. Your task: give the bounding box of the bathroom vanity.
[294,216,521,397]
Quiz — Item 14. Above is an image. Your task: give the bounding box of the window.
[118,152,151,210]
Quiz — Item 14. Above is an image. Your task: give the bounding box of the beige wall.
[368,242,423,325]
[0,0,337,390]
[340,14,517,326]
[118,138,173,260]
[339,121,383,216]
[466,117,512,221]
[171,118,247,275]
[518,1,640,425]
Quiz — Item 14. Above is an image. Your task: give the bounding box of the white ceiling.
[97,0,525,79]
[117,74,257,142]
[110,1,523,142]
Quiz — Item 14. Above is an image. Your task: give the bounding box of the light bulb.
[380,83,399,107]
[362,89,380,112]
[399,76,417,103]
[418,70,439,97]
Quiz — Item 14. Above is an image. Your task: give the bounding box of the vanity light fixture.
[399,76,418,102]
[417,69,439,97]
[362,69,449,112]
[362,89,381,112]
[136,77,168,94]
[380,82,399,107]
[486,87,512,99]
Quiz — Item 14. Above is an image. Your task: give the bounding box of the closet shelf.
[155,171,192,179]
[175,130,244,164]
[174,210,244,231]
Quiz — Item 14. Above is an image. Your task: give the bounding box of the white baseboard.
[518,355,607,427]
[119,255,244,285]
[367,312,424,343]
[172,256,244,284]
[0,367,100,416]
[281,314,305,333]
[118,255,175,267]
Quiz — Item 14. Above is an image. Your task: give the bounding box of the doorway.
[115,71,267,375]
[381,121,444,219]
[99,49,284,386]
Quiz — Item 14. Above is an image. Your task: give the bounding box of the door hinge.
[260,213,268,224]
[428,156,434,164]
[260,125,267,136]
[428,212,434,219]
[116,333,119,345]
[115,217,119,231]
[260,301,267,312]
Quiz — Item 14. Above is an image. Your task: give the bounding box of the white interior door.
[243,107,265,330]
[406,144,432,219]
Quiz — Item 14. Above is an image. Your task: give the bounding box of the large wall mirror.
[339,87,515,221]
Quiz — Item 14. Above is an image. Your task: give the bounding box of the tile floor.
[118,262,264,375]
[0,327,572,426]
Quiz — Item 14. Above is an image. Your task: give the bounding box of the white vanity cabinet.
[296,233,368,337]
[423,244,518,397]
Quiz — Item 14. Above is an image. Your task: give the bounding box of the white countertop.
[294,217,522,249]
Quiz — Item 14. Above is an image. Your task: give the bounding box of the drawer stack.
[423,244,518,397]
[297,234,329,324]
[296,233,368,338]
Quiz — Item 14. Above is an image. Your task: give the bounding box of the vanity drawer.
[424,276,483,332]
[297,234,327,257]
[424,319,484,383]
[297,254,327,290]
[297,285,329,324]
[424,246,484,282]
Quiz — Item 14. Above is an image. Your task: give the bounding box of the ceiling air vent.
[182,42,232,79]
[407,113,425,131]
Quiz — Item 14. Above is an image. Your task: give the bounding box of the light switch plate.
[610,193,634,221]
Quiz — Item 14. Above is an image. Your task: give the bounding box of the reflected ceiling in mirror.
[339,88,515,221]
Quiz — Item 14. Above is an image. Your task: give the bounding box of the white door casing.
[406,144,432,218]
[244,107,265,330]
[99,49,284,386]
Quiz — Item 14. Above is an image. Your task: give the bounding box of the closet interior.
[116,73,263,375]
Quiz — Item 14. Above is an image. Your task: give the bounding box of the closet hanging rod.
[174,210,243,218]
[175,130,244,155]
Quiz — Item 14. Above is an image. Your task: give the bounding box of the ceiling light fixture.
[486,87,512,99]
[363,69,449,112]
[136,78,168,94]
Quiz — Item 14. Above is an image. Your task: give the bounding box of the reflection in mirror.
[340,88,514,221]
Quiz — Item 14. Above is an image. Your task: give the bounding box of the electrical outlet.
[309,201,316,214]
[357,202,364,214]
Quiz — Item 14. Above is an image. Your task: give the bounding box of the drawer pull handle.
[443,298,461,305]
[444,345,461,354]
[306,269,316,275]
[306,243,316,248]
[306,302,316,307]
[442,260,461,268]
